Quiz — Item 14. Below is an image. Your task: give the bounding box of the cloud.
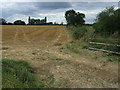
[2,2,71,17]
[37,2,72,9]
[1,0,119,2]
[72,2,118,10]
[6,14,28,23]
[1,2,118,24]
[2,2,39,17]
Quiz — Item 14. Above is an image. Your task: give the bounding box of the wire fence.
[89,42,120,47]
[88,38,120,55]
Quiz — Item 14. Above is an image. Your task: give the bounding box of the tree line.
[0,17,64,25]
[0,19,26,25]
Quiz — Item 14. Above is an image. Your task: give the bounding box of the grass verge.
[66,25,120,62]
[65,26,93,55]
[2,59,45,88]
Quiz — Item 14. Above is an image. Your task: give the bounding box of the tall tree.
[65,9,85,26]
[65,10,76,25]
[45,17,47,24]
[75,12,85,25]
[28,16,31,25]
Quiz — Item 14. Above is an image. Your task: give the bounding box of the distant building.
[28,16,47,25]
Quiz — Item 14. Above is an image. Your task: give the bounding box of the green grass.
[66,26,94,55]
[66,40,86,55]
[73,26,87,39]
[90,29,120,52]
[66,25,120,62]
[107,54,120,62]
[2,59,45,88]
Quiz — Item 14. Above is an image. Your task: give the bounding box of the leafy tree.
[28,17,47,25]
[30,19,35,25]
[65,10,76,25]
[94,6,120,35]
[14,20,26,25]
[0,18,7,25]
[75,12,85,25]
[65,9,85,26]
[113,8,120,34]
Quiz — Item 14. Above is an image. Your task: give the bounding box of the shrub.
[73,27,87,39]
[93,7,120,35]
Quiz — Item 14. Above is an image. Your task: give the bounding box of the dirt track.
[2,25,118,88]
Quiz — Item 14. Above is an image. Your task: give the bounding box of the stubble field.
[1,25,118,88]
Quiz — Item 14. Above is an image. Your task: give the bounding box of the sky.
[0,1,119,24]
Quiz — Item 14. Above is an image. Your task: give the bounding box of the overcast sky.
[1,1,119,24]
